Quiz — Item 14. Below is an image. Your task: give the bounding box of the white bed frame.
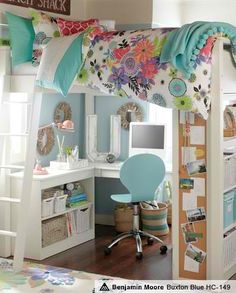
[1,21,236,279]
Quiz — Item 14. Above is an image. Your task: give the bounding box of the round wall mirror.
[54,102,72,124]
[117,102,143,129]
[37,126,55,156]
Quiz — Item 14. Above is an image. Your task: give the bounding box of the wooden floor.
[39,225,172,280]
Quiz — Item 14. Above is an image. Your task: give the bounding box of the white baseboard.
[95,214,115,226]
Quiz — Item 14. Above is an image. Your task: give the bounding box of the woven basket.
[42,215,68,247]
[114,205,133,233]
[140,202,169,236]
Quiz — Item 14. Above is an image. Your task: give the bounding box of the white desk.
[93,161,172,180]
[9,161,172,260]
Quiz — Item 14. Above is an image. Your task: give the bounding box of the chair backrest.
[120,154,166,202]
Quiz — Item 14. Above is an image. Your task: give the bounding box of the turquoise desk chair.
[104,153,168,260]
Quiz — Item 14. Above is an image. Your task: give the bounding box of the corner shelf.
[10,168,95,260]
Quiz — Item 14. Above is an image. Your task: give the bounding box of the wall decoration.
[224,107,235,129]
[54,102,72,125]
[224,107,236,137]
[86,115,121,162]
[0,0,71,15]
[37,126,55,156]
[117,102,143,129]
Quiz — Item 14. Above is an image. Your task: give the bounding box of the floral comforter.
[76,29,213,119]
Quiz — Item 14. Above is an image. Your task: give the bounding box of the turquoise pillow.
[5,12,35,66]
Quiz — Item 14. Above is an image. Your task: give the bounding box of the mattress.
[12,62,38,75]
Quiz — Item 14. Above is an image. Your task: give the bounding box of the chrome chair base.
[104,204,168,259]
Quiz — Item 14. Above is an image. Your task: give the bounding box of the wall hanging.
[224,106,236,137]
[86,115,121,162]
[37,126,55,156]
[117,102,143,129]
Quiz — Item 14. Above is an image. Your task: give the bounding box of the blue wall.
[94,95,149,216]
[38,93,85,166]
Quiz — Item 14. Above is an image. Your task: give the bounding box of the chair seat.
[111,194,132,203]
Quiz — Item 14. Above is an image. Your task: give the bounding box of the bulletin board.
[178,112,207,279]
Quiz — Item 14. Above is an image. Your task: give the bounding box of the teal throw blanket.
[160,21,236,78]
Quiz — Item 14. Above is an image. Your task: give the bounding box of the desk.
[9,162,172,260]
[93,161,172,179]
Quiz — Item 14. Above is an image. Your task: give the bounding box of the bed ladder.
[0,90,42,271]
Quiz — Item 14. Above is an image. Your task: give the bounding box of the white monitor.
[129,122,166,159]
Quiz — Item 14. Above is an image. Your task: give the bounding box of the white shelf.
[224,263,236,280]
[10,168,95,260]
[224,184,236,194]
[41,202,91,221]
[224,222,236,235]
[224,136,236,142]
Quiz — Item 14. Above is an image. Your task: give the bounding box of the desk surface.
[9,161,172,180]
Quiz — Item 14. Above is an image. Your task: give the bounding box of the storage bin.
[140,202,169,236]
[54,194,68,214]
[232,156,236,186]
[42,187,63,199]
[223,229,236,271]
[114,204,133,233]
[224,156,234,190]
[42,215,68,247]
[77,203,92,233]
[224,191,234,230]
[41,197,55,218]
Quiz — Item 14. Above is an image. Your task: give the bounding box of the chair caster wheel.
[160,245,168,255]
[104,247,112,255]
[136,252,143,260]
[147,237,154,245]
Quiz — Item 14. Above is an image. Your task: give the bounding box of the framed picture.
[185,244,206,264]
[186,207,206,223]
[181,223,198,244]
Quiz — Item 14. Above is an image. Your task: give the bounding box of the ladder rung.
[0,133,28,137]
[0,197,20,203]
[0,165,25,170]
[0,230,17,237]
[3,101,32,105]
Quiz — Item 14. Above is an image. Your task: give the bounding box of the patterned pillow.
[57,18,99,36]
[31,10,60,66]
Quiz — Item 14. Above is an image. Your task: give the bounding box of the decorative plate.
[37,126,55,156]
[117,102,143,129]
[54,102,72,124]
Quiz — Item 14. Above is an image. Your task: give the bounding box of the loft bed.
[1,11,236,280]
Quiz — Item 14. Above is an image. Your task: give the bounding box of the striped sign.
[0,0,71,15]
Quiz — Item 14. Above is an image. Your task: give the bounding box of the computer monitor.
[129,122,166,159]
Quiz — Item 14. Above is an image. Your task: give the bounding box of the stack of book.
[66,192,88,208]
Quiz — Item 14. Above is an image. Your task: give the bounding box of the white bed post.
[13,92,42,271]
[207,39,224,280]
[172,109,179,279]
[0,47,11,257]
